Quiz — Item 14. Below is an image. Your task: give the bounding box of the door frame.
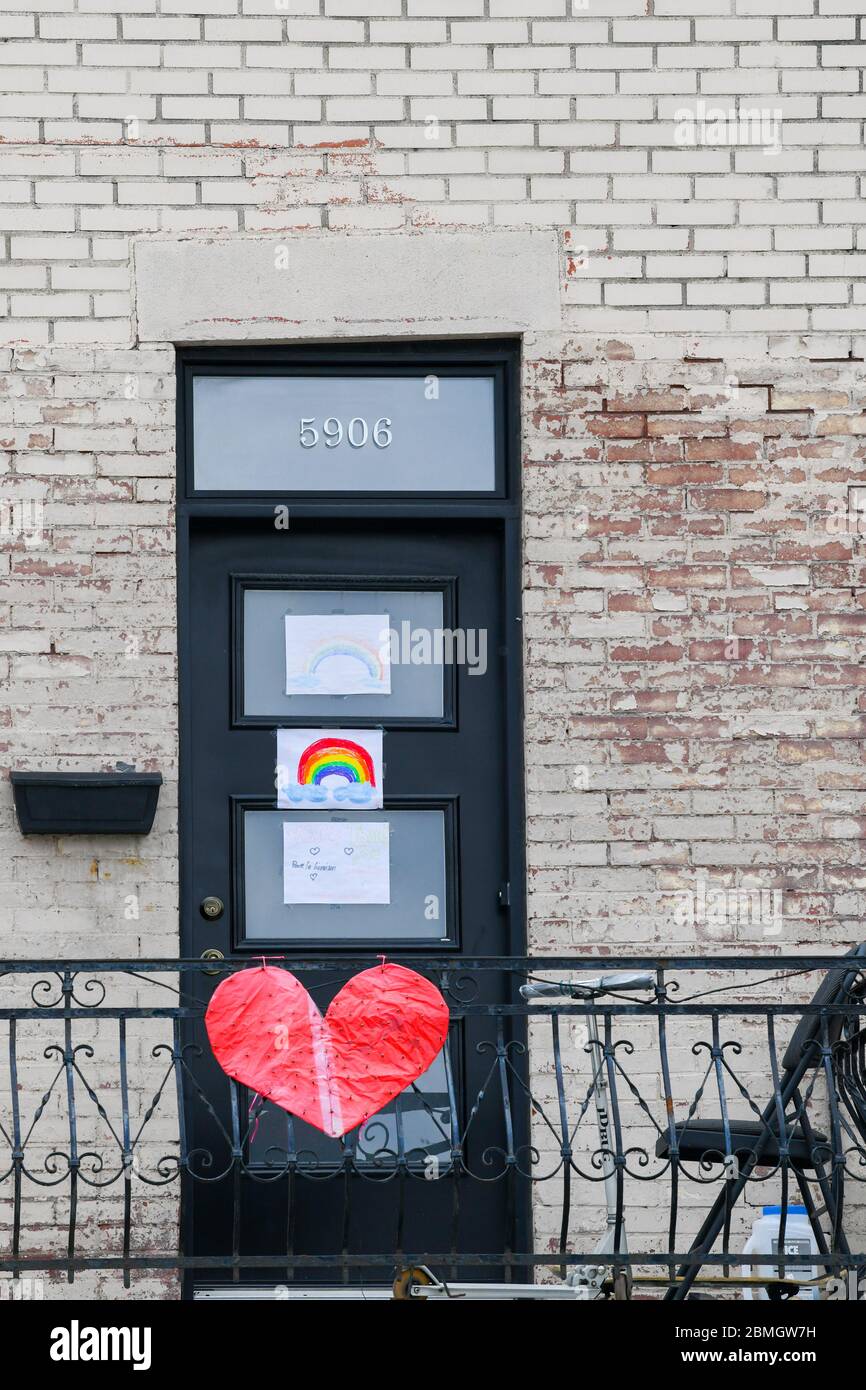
[175,337,528,1290]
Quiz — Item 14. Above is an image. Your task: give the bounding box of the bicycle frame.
[567,1006,631,1299]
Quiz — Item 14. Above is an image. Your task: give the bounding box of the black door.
[181,514,526,1289]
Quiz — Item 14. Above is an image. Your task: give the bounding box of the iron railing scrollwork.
[1,955,865,1294]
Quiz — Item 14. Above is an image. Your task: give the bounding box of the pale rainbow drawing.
[305,639,387,685]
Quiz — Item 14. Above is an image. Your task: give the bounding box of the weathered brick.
[0,2,863,1299]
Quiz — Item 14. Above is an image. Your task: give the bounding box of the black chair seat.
[656,1119,827,1166]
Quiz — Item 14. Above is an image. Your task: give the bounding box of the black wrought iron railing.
[1,955,865,1298]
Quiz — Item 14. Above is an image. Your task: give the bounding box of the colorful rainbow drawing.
[296,737,377,788]
[305,640,386,685]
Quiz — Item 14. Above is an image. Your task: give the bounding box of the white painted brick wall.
[0,2,862,339]
[1,3,865,1298]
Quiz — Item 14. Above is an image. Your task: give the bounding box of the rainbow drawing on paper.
[276,728,384,810]
[284,613,391,695]
[305,640,386,686]
[297,736,376,788]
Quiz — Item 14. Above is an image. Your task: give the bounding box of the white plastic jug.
[741,1205,820,1300]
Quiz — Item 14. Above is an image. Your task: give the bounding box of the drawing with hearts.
[282,820,390,905]
[205,963,450,1138]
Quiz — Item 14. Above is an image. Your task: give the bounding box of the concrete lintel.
[133,231,562,343]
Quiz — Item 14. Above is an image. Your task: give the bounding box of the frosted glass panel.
[193,374,497,492]
[242,807,449,943]
[250,1051,452,1169]
[243,587,446,720]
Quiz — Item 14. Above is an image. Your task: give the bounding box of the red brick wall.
[523,332,866,958]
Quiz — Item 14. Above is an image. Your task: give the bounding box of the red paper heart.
[205,963,450,1138]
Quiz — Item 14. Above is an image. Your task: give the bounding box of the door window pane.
[242,586,447,722]
[249,1050,453,1171]
[241,807,451,944]
[193,375,497,493]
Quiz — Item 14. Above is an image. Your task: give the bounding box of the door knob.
[200,895,224,920]
[200,947,225,977]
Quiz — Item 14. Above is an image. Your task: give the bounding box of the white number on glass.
[347,416,368,448]
[298,416,393,449]
[373,417,392,447]
[322,416,343,448]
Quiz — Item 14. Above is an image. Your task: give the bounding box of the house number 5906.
[299,417,392,449]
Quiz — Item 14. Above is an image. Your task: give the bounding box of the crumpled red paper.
[205,963,450,1138]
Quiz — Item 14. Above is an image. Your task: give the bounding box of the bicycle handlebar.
[520,971,656,1001]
